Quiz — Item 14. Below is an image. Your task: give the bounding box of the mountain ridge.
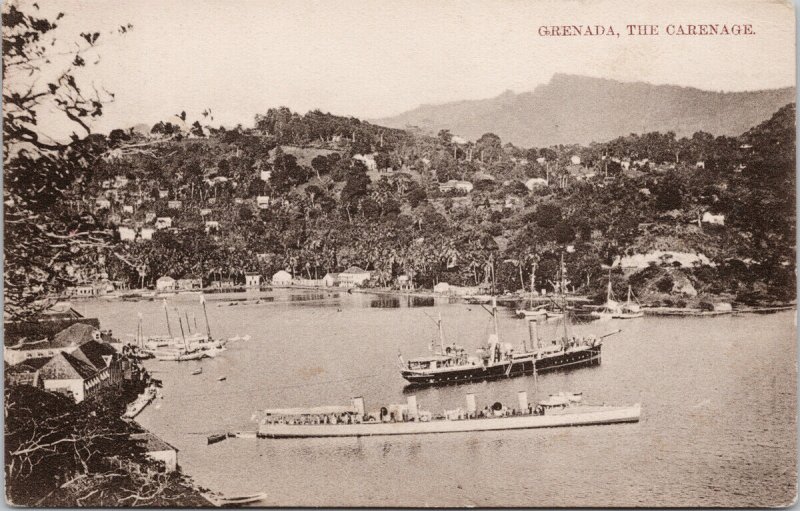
[373,74,795,147]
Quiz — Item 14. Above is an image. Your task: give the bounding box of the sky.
[11,0,797,135]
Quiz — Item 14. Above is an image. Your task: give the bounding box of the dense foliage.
[61,103,794,306]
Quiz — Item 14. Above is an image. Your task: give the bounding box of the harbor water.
[82,290,797,507]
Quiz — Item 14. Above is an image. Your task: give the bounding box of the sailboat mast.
[178,315,187,350]
[437,312,445,354]
[561,254,569,342]
[163,299,173,339]
[201,294,211,339]
[492,296,499,337]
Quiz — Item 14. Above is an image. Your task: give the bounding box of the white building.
[140,227,155,241]
[702,212,725,225]
[205,220,220,233]
[257,196,270,209]
[155,217,173,229]
[118,226,136,241]
[353,154,377,171]
[322,273,339,287]
[245,274,262,288]
[156,276,176,291]
[260,170,272,181]
[525,178,548,190]
[130,432,178,472]
[338,266,371,287]
[439,180,474,193]
[271,270,292,287]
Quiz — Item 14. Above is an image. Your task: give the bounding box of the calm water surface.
[82,290,797,506]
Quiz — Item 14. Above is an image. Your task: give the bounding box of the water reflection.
[371,296,400,308]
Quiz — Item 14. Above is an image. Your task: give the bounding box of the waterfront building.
[271,270,292,287]
[156,276,176,291]
[245,274,262,288]
[322,273,340,287]
[338,266,371,287]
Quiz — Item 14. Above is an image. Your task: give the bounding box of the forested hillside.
[14,103,797,315]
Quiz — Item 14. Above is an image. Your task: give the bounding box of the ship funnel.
[351,397,365,417]
[406,395,418,420]
[517,391,528,412]
[466,393,477,415]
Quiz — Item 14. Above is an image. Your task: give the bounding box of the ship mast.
[437,312,445,354]
[560,253,570,343]
[492,296,499,337]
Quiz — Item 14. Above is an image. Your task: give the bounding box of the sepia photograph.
[2,0,797,507]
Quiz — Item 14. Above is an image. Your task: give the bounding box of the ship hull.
[401,345,601,386]
[258,403,639,438]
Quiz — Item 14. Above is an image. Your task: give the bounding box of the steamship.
[256,392,641,438]
[399,259,618,387]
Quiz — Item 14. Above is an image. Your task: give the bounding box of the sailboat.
[515,262,548,318]
[399,255,619,387]
[592,281,644,320]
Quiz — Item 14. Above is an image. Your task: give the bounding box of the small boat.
[192,367,203,375]
[207,433,227,445]
[256,393,640,438]
[218,376,227,381]
[213,493,268,507]
[155,349,208,362]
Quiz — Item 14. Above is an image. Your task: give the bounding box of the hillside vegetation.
[34,101,794,310]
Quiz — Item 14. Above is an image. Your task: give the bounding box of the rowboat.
[211,493,267,507]
[256,392,640,438]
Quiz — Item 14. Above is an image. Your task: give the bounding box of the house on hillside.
[118,226,136,241]
[122,205,134,214]
[271,270,292,287]
[158,189,169,199]
[205,220,220,233]
[702,212,725,226]
[167,200,182,209]
[439,180,473,193]
[156,276,176,291]
[130,432,179,472]
[140,227,155,241]
[257,196,270,209]
[570,155,581,165]
[260,170,272,181]
[155,217,172,229]
[4,323,103,365]
[96,197,111,209]
[37,340,122,403]
[525,178,548,190]
[145,212,157,222]
[338,266,371,287]
[200,208,212,216]
[696,161,706,169]
[353,154,377,171]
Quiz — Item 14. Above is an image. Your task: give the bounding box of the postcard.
[3,0,796,507]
